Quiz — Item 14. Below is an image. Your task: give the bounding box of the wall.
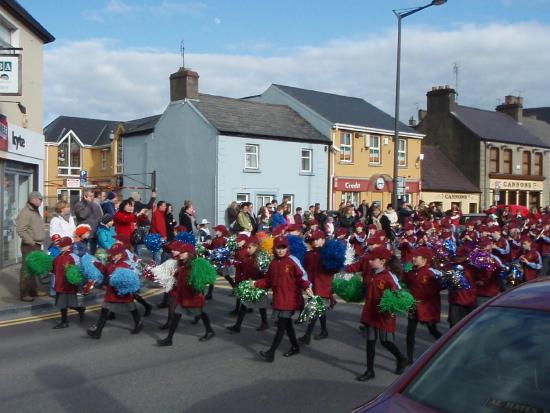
[216,135,328,225]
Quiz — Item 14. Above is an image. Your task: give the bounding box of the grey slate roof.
[272,84,419,135]
[421,145,480,193]
[191,94,331,143]
[44,116,120,146]
[521,116,550,147]
[524,107,550,124]
[451,105,549,148]
[122,115,162,136]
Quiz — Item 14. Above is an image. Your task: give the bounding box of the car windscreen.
[402,307,550,412]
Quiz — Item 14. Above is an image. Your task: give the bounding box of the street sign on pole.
[80,170,88,187]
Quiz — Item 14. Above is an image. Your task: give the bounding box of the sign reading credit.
[333,177,369,192]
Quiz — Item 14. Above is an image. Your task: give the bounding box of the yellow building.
[252,84,424,209]
[43,116,124,213]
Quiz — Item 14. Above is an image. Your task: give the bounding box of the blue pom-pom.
[110,268,140,295]
[443,239,457,257]
[175,232,196,246]
[47,245,60,258]
[320,239,346,272]
[144,233,164,253]
[286,235,307,265]
[81,253,104,284]
[209,247,230,271]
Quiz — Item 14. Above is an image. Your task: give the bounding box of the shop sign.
[333,177,369,192]
[6,123,44,159]
[490,179,543,191]
[66,179,80,188]
[0,114,7,151]
[0,54,22,95]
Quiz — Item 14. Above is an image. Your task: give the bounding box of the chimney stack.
[169,67,199,101]
[496,95,523,124]
[426,85,456,114]
[408,116,417,127]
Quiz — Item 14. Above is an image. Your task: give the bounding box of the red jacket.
[539,231,550,257]
[150,209,167,238]
[349,233,366,258]
[492,237,510,262]
[54,251,78,294]
[174,262,205,308]
[448,263,477,307]
[255,254,309,311]
[208,236,227,250]
[361,269,399,333]
[509,238,522,261]
[402,265,441,323]
[103,259,135,303]
[521,250,542,282]
[235,254,262,284]
[474,255,502,297]
[304,248,335,298]
[399,236,416,264]
[114,211,136,238]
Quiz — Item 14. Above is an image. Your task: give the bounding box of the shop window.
[57,133,81,176]
[518,191,527,206]
[398,138,407,166]
[236,193,249,203]
[341,191,360,206]
[489,147,499,173]
[534,152,543,176]
[256,194,275,209]
[503,149,512,174]
[245,144,259,169]
[508,191,517,205]
[300,149,312,173]
[100,150,108,170]
[116,138,123,174]
[369,135,381,165]
[282,194,294,212]
[0,18,16,47]
[469,203,477,213]
[522,151,531,175]
[340,132,352,162]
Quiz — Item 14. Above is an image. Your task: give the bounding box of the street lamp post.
[391,0,447,209]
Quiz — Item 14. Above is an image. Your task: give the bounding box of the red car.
[352,277,550,413]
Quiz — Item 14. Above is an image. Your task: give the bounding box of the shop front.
[489,177,544,208]
[421,191,481,213]
[0,116,45,268]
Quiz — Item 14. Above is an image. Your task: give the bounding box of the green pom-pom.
[226,235,238,252]
[66,264,84,286]
[235,280,267,303]
[298,295,327,323]
[403,262,413,272]
[379,289,416,315]
[256,251,272,273]
[95,250,108,265]
[195,244,208,258]
[24,250,53,277]
[332,274,365,302]
[188,258,218,292]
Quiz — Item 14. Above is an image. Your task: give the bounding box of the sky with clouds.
[22,0,550,125]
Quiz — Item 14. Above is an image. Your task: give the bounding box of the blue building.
[121,68,330,226]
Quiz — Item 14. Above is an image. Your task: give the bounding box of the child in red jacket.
[345,247,407,381]
[519,236,542,282]
[299,230,334,344]
[447,246,477,327]
[52,237,85,329]
[157,241,215,346]
[402,247,443,365]
[254,236,312,362]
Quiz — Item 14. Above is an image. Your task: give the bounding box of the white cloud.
[105,0,137,14]
[214,17,221,25]
[81,10,105,23]
[149,1,207,16]
[43,22,550,126]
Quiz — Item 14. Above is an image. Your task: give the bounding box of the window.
[534,152,543,176]
[245,144,259,169]
[57,133,81,176]
[114,138,123,174]
[503,149,512,174]
[0,20,15,47]
[256,194,275,209]
[57,189,81,211]
[369,135,381,164]
[341,192,360,206]
[300,149,312,173]
[522,150,531,175]
[100,150,108,170]
[340,132,352,162]
[489,147,499,173]
[282,194,294,212]
[236,193,249,203]
[398,138,407,167]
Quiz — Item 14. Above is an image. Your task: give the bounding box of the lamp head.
[431,0,447,5]
[17,102,26,114]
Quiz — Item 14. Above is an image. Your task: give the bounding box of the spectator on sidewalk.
[131,191,156,215]
[74,190,103,254]
[101,192,117,216]
[15,191,46,302]
[49,200,76,239]
[178,200,196,234]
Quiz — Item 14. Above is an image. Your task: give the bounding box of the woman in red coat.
[227,236,269,333]
[86,243,143,339]
[345,247,407,381]
[114,199,137,238]
[299,230,335,344]
[157,241,215,346]
[402,247,443,365]
[254,236,312,362]
[150,201,168,239]
[52,237,85,329]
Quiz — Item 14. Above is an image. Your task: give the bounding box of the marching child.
[519,236,542,282]
[349,222,367,258]
[157,241,215,346]
[473,238,505,306]
[254,236,313,362]
[447,246,477,327]
[52,237,85,328]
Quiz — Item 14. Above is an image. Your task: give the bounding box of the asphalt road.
[0,283,449,413]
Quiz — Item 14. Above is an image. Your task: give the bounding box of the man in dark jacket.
[131,191,156,214]
[179,200,196,234]
[74,190,103,253]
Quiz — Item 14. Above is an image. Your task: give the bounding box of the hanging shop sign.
[0,54,22,96]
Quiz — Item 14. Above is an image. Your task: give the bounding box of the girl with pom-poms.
[52,237,85,329]
[253,236,313,362]
[227,236,269,333]
[345,247,407,382]
[157,241,215,346]
[87,243,143,339]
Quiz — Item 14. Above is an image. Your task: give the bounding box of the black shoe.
[53,322,69,329]
[205,294,213,300]
[283,347,300,357]
[226,325,241,333]
[256,322,269,331]
[159,321,170,330]
[395,359,408,375]
[157,302,168,309]
[359,325,366,332]
[191,315,200,325]
[314,330,329,340]
[357,370,375,381]
[86,326,102,339]
[157,337,173,347]
[77,308,86,322]
[199,331,215,341]
[143,304,153,317]
[259,350,274,362]
[298,335,311,345]
[294,319,303,325]
[246,308,254,313]
[130,321,144,334]
[108,312,116,320]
